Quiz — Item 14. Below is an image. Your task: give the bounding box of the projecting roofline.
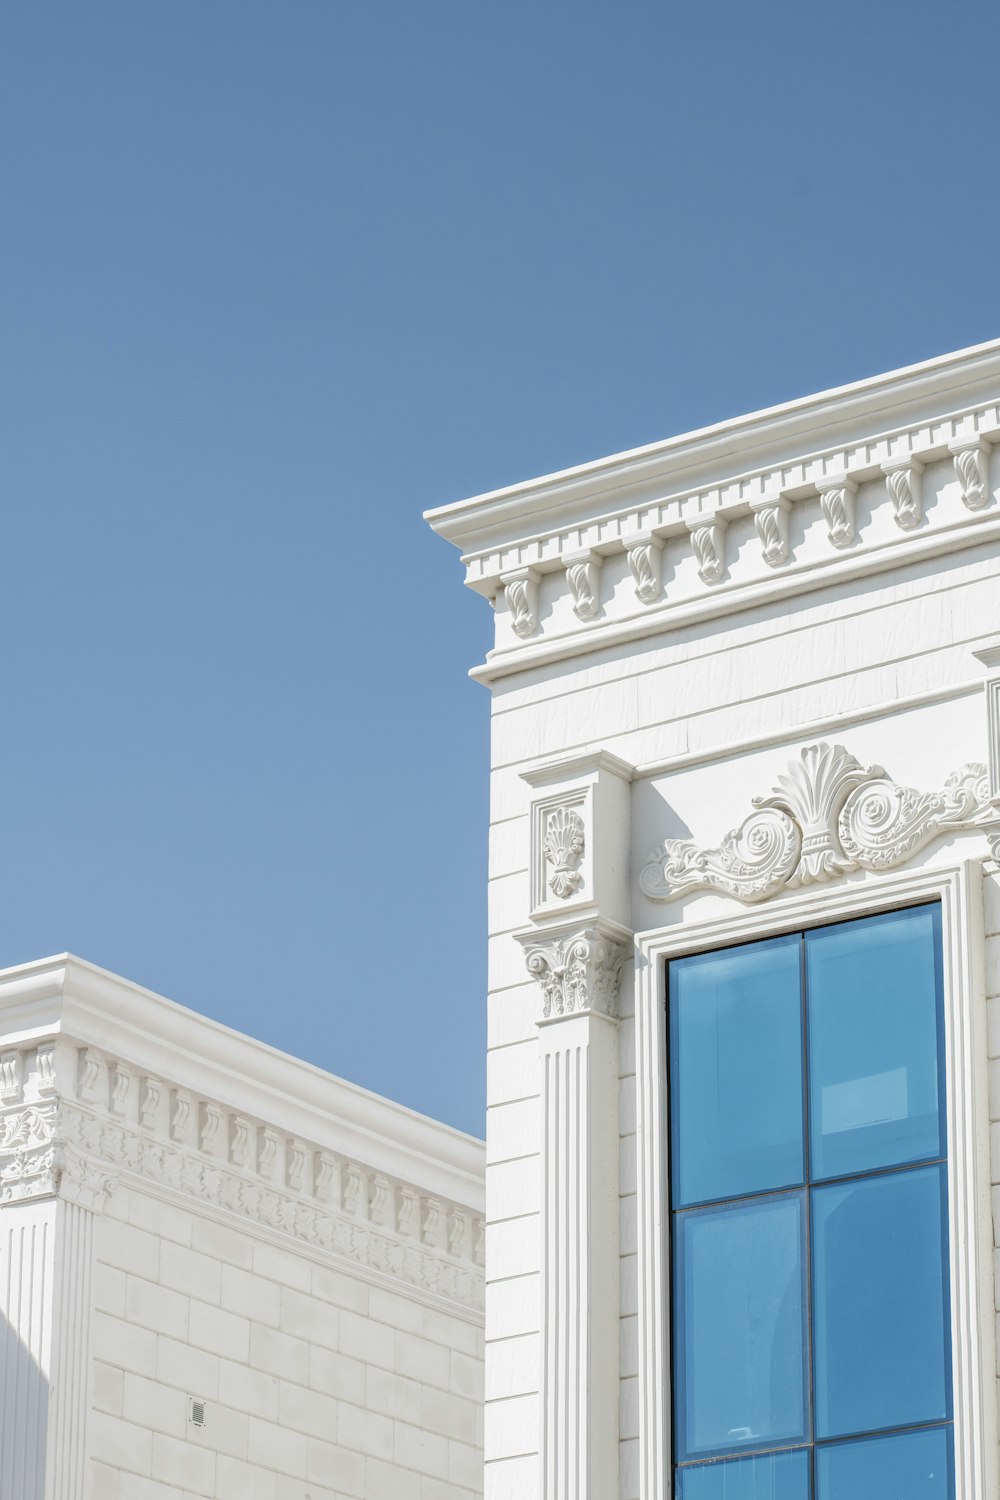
[0,952,484,1210]
[426,336,1000,555]
[425,337,1000,685]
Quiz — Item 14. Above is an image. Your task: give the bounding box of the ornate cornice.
[641,742,993,905]
[521,926,628,1022]
[0,1043,484,1313]
[428,349,1000,683]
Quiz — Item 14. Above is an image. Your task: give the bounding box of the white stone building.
[0,956,485,1499]
[427,336,1000,1500]
[5,336,1000,1500]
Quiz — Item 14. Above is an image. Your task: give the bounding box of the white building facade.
[427,338,1000,1499]
[0,956,485,1500]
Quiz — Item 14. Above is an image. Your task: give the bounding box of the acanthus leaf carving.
[839,762,991,870]
[752,499,790,567]
[639,807,801,904]
[542,806,585,899]
[109,1062,132,1118]
[687,517,726,585]
[565,554,601,621]
[523,927,627,1021]
[951,442,988,511]
[754,742,881,884]
[642,741,993,904]
[817,475,857,549]
[502,568,540,639]
[0,1043,484,1310]
[140,1076,161,1130]
[883,462,922,530]
[624,537,663,603]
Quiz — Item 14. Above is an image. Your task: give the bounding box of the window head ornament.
[641,741,992,904]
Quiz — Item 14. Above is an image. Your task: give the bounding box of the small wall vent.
[188,1398,206,1428]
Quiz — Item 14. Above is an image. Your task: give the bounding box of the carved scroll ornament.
[641,742,992,905]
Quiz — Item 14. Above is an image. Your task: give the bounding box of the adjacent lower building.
[427,335,1000,1499]
[0,955,485,1499]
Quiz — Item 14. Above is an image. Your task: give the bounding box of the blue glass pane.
[816,1426,951,1500]
[675,1193,807,1460]
[812,1164,950,1438]
[806,906,944,1180]
[670,935,803,1206]
[678,1448,810,1500]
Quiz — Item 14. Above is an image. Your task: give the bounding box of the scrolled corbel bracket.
[816,472,858,549]
[624,533,664,603]
[750,495,791,567]
[882,458,923,531]
[563,550,602,622]
[950,438,991,511]
[687,513,727,585]
[500,567,541,639]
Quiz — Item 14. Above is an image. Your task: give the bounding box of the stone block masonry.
[0,954,485,1500]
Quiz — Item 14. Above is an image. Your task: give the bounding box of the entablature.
[426,339,1000,685]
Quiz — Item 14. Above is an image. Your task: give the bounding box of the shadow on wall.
[0,1234,49,1500]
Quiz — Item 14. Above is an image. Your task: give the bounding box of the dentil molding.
[641,741,995,904]
[0,1041,485,1313]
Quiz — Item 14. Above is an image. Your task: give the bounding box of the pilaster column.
[972,641,1000,859]
[0,1041,117,1500]
[518,750,633,1500]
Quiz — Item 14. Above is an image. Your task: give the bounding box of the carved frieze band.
[640,741,993,904]
[0,1046,484,1311]
[523,927,627,1021]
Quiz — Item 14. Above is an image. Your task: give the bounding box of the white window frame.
[633,858,998,1500]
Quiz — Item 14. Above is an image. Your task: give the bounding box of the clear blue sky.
[2,2,998,1136]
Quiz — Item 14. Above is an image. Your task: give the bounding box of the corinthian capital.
[520,925,628,1022]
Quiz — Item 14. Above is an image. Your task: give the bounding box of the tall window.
[668,904,952,1499]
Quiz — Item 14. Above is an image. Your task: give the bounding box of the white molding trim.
[0,955,484,1212]
[466,510,1000,684]
[632,676,984,783]
[0,1037,485,1316]
[428,338,1000,556]
[632,860,999,1500]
